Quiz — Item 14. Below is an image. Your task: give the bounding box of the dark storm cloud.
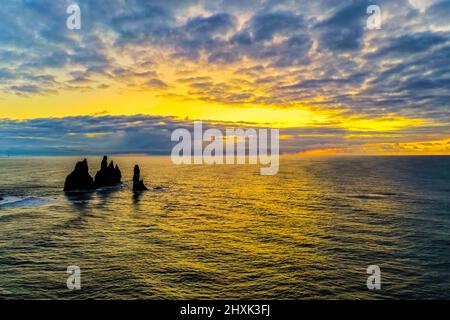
[426,0,450,26]
[282,72,368,90]
[0,115,180,155]
[0,115,354,156]
[3,115,447,156]
[366,32,448,58]
[223,9,313,67]
[0,115,323,155]
[315,1,369,52]
[186,13,236,35]
[109,3,175,44]
[249,11,306,42]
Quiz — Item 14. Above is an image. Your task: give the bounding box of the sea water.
[0,156,449,299]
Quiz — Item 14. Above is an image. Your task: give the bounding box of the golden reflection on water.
[0,156,449,299]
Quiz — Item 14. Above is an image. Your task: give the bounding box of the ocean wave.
[348,193,398,200]
[0,196,50,208]
[153,185,168,192]
[95,183,126,192]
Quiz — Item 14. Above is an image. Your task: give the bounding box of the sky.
[0,0,449,156]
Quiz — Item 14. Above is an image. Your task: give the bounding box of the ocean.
[0,156,449,299]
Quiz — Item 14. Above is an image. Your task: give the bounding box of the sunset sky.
[1,0,449,155]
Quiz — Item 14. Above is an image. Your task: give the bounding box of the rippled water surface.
[0,156,449,299]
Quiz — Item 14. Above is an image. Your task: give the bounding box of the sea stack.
[94,156,122,189]
[133,165,148,191]
[64,159,95,191]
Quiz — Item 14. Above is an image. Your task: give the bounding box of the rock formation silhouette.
[133,165,148,191]
[94,156,122,189]
[64,159,95,191]
[64,156,123,192]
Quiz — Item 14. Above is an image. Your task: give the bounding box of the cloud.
[425,0,450,28]
[315,1,369,52]
[145,78,169,89]
[185,13,236,35]
[1,115,449,156]
[249,11,305,42]
[366,32,447,58]
[0,115,178,156]
[0,0,449,148]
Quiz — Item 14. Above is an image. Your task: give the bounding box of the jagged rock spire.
[64,159,94,191]
[94,156,122,188]
[133,165,148,191]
